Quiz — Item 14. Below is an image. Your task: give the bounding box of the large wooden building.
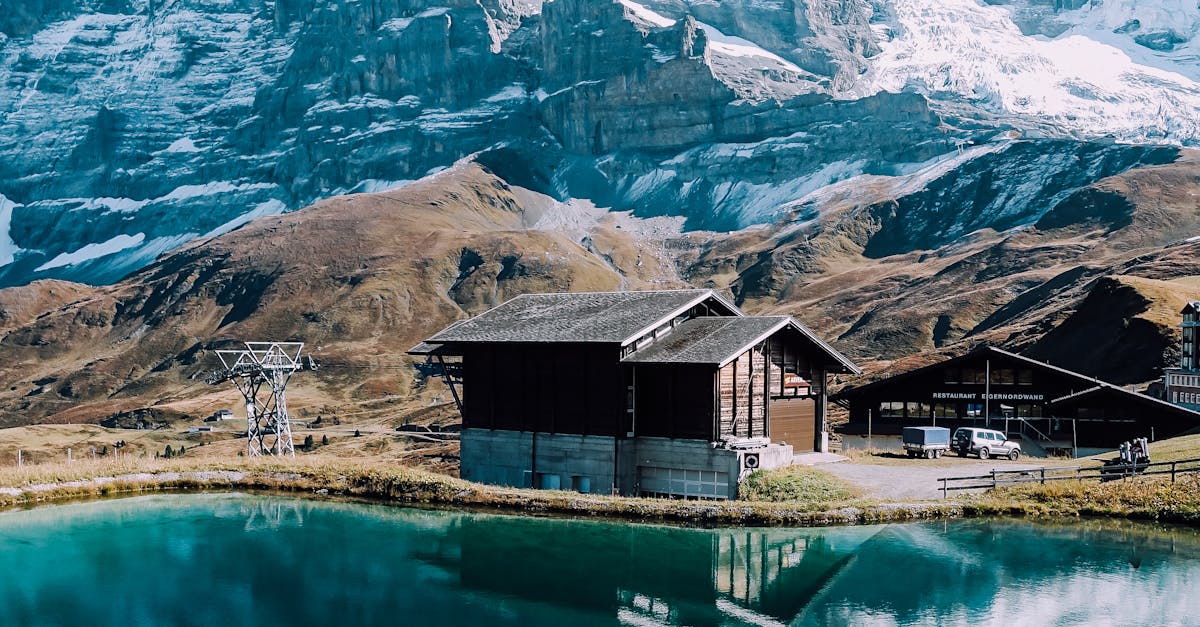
[411,289,859,499]
[833,345,1200,451]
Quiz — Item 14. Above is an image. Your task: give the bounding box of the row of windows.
[1172,374,1200,388]
[943,367,1034,386]
[1175,392,1200,405]
[879,401,1043,419]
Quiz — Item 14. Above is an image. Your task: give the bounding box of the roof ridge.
[508,288,712,297]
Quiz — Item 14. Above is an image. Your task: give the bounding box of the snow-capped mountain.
[0,0,1197,287]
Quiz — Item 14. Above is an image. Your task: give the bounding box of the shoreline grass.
[2,456,1199,528]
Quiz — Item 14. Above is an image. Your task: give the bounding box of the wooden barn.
[410,289,859,499]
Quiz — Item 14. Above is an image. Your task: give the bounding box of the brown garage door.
[770,398,815,451]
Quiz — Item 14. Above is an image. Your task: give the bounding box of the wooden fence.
[937,457,1200,498]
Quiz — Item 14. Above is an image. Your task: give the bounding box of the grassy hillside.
[2,152,1200,430]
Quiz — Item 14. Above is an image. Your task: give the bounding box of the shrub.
[741,466,862,504]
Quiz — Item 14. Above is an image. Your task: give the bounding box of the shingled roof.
[421,289,739,346]
[622,316,790,366]
[621,316,861,373]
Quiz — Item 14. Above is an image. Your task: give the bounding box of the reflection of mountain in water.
[2,495,1200,626]
[793,520,1200,626]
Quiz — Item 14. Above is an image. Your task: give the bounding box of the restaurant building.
[833,345,1200,451]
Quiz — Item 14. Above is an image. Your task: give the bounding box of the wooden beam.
[763,342,771,438]
[713,368,720,441]
[748,348,754,438]
[436,355,464,416]
[732,356,739,436]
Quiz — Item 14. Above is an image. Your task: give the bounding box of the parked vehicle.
[902,426,951,459]
[951,427,1021,460]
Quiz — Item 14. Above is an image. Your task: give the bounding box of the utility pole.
[984,359,991,429]
[206,342,318,457]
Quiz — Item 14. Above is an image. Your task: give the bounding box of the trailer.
[903,426,951,459]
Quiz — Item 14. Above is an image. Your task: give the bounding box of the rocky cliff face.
[2,0,1198,288]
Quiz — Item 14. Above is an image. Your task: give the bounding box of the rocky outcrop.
[2,0,1199,290]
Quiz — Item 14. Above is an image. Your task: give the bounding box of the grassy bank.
[0,456,951,526]
[967,474,1200,525]
[2,455,1198,527]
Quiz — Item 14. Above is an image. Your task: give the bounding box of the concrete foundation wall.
[632,438,794,500]
[460,429,617,494]
[461,429,793,499]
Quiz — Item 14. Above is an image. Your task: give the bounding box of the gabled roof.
[831,345,1104,400]
[417,289,740,347]
[1183,301,1200,315]
[622,316,789,366]
[407,341,455,356]
[621,316,861,373]
[1049,385,1200,421]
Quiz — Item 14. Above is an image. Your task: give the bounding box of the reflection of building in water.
[240,500,306,532]
[450,516,882,626]
[710,532,868,624]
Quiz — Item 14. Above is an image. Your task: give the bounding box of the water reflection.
[0,495,1197,627]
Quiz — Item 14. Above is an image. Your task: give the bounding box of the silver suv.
[952,427,1021,460]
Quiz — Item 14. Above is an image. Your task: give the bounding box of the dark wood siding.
[461,344,625,436]
[634,364,716,440]
[770,398,816,451]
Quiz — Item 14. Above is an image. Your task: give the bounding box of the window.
[906,402,930,419]
[1175,392,1180,403]
[967,403,983,417]
[1016,404,1042,418]
[933,404,957,418]
[639,467,728,499]
[964,368,986,384]
[990,368,1015,385]
[944,368,960,384]
[1017,369,1033,386]
[880,402,904,419]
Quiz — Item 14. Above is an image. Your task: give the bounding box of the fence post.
[1040,468,1045,485]
[17,450,21,467]
[991,469,997,489]
[1172,462,1177,483]
[942,477,947,499]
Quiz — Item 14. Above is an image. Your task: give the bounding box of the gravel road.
[820,459,1054,501]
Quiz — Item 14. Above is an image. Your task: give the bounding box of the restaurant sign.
[931,392,1045,401]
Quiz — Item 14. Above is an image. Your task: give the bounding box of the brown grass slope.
[3,153,1200,428]
[0,162,666,426]
[690,151,1200,383]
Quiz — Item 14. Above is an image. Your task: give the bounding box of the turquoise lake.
[0,494,1197,626]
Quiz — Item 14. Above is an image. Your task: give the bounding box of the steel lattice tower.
[206,342,315,457]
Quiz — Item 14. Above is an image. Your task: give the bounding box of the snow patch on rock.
[36,233,146,272]
[201,200,288,239]
[864,0,1200,144]
[618,0,676,28]
[0,195,22,267]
